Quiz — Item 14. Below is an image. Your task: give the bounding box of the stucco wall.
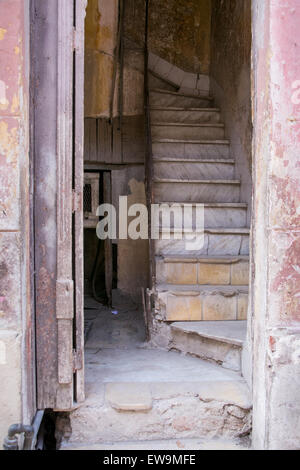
[251,0,300,450]
[0,0,31,444]
[210,0,252,225]
[85,0,212,117]
[124,0,211,75]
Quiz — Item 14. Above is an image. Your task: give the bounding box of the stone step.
[148,70,179,92]
[150,88,214,108]
[153,157,235,180]
[156,286,248,324]
[152,122,225,140]
[153,178,241,204]
[150,107,221,124]
[152,139,230,159]
[156,256,250,286]
[154,228,250,256]
[170,321,247,372]
[152,202,247,229]
[61,437,249,450]
[63,348,251,445]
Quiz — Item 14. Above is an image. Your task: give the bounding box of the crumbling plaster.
[0,0,32,445]
[251,0,300,450]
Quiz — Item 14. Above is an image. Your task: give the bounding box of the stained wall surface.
[0,0,32,444]
[251,0,300,450]
[210,0,252,224]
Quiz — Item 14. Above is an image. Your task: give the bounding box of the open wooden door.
[33,0,86,410]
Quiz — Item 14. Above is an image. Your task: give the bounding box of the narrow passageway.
[84,290,146,349]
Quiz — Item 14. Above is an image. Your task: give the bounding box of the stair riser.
[160,207,248,230]
[150,92,212,108]
[155,234,249,256]
[152,141,230,159]
[67,395,250,444]
[156,259,250,286]
[152,124,225,140]
[158,291,248,324]
[154,182,240,203]
[154,206,247,229]
[170,327,243,371]
[153,161,235,180]
[151,109,221,124]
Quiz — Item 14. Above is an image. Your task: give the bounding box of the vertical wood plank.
[55,0,74,409]
[103,172,113,306]
[73,0,86,404]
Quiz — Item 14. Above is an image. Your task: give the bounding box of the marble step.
[153,157,235,180]
[152,139,230,159]
[153,178,241,203]
[152,122,225,140]
[150,107,221,124]
[156,285,248,327]
[150,88,214,108]
[154,228,250,256]
[170,321,247,372]
[156,256,250,286]
[63,348,252,445]
[153,202,247,229]
[148,70,179,92]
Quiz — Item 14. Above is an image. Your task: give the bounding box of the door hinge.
[72,190,81,213]
[73,349,83,372]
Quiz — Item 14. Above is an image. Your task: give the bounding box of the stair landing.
[63,347,251,446]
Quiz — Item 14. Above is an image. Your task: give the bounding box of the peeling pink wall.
[0,0,32,443]
[252,0,300,449]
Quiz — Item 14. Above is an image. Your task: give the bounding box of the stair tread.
[160,255,249,262]
[153,138,230,144]
[154,178,240,184]
[152,122,224,128]
[153,157,235,163]
[171,321,247,347]
[155,201,247,207]
[150,87,214,100]
[159,227,249,233]
[61,438,249,451]
[157,284,248,294]
[151,106,220,112]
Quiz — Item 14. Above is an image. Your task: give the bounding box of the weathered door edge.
[32,0,85,410]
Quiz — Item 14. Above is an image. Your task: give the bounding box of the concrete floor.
[62,291,251,448]
[84,289,244,385]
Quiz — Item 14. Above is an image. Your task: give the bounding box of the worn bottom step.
[170,321,247,372]
[63,348,251,445]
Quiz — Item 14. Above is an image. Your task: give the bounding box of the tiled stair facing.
[156,257,249,286]
[156,257,249,322]
[150,79,250,323]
